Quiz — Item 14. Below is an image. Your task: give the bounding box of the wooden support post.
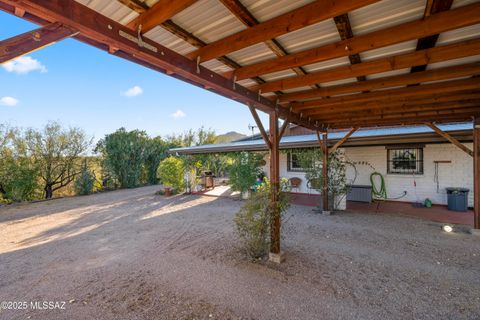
[474,117,480,230]
[322,132,329,213]
[269,112,283,262]
[329,127,358,153]
[426,122,473,156]
[0,22,76,63]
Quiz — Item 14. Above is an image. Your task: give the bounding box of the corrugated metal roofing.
[170,123,474,154]
[73,0,479,111]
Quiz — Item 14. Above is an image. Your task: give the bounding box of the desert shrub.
[75,160,96,195]
[228,152,264,193]
[0,158,39,202]
[234,179,290,259]
[157,156,185,192]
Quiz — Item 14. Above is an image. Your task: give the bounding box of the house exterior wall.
[343,143,474,207]
[262,142,474,208]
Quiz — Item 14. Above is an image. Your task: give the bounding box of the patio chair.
[289,177,302,192]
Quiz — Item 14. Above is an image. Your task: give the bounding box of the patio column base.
[269,252,285,264]
[469,228,480,236]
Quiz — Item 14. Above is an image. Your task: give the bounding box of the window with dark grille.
[387,147,424,174]
[287,152,304,172]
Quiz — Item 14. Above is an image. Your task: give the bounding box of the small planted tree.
[157,156,185,194]
[234,178,290,259]
[228,152,264,198]
[75,160,96,195]
[296,148,348,211]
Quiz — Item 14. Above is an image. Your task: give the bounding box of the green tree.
[24,122,91,199]
[228,152,264,193]
[96,128,148,188]
[157,156,185,192]
[75,159,96,195]
[0,126,39,202]
[144,136,169,185]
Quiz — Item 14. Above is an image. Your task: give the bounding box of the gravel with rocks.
[0,185,479,320]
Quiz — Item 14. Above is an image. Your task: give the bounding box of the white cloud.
[122,85,143,97]
[2,56,47,74]
[0,96,19,107]
[171,110,186,119]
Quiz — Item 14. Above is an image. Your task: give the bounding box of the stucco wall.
[261,142,474,208]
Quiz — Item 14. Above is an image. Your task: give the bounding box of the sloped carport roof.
[1,0,479,129]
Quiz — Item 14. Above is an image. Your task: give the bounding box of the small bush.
[75,161,96,195]
[157,156,185,192]
[234,179,290,259]
[228,152,264,193]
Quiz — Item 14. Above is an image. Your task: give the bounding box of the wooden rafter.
[320,114,479,130]
[410,0,453,74]
[248,104,271,149]
[304,95,480,116]
[426,122,473,156]
[292,78,480,111]
[279,62,480,102]
[230,2,480,81]
[187,0,379,62]
[333,13,365,82]
[127,0,197,33]
[1,22,76,63]
[218,0,311,82]
[262,39,480,95]
[329,127,358,153]
[118,0,265,85]
[0,0,314,130]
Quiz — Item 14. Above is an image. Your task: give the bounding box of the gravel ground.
[0,186,479,320]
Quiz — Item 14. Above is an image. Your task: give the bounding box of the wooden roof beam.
[410,0,453,74]
[1,22,76,63]
[219,0,311,82]
[278,62,480,102]
[318,114,478,129]
[187,0,380,62]
[292,78,480,111]
[126,0,197,33]
[118,0,265,84]
[261,39,480,95]
[329,127,358,153]
[426,122,473,156]
[231,2,480,81]
[303,93,480,116]
[1,0,312,130]
[333,13,365,82]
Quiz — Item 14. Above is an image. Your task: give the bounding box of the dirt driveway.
[1,186,479,320]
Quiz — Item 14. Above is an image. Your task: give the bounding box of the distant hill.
[215,131,246,143]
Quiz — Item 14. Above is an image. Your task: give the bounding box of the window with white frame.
[387,147,424,175]
[287,151,304,172]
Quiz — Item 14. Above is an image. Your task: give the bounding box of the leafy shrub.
[228,152,264,193]
[234,179,290,259]
[0,158,39,202]
[157,156,185,192]
[75,161,96,195]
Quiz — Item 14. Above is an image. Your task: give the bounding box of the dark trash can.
[446,187,469,212]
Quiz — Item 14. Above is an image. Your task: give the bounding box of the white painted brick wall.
[343,143,474,207]
[261,142,474,208]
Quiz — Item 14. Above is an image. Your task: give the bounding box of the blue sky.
[0,11,269,141]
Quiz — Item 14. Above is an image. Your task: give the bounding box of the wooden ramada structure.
[1,0,479,261]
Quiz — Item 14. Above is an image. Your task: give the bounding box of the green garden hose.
[370,172,387,200]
